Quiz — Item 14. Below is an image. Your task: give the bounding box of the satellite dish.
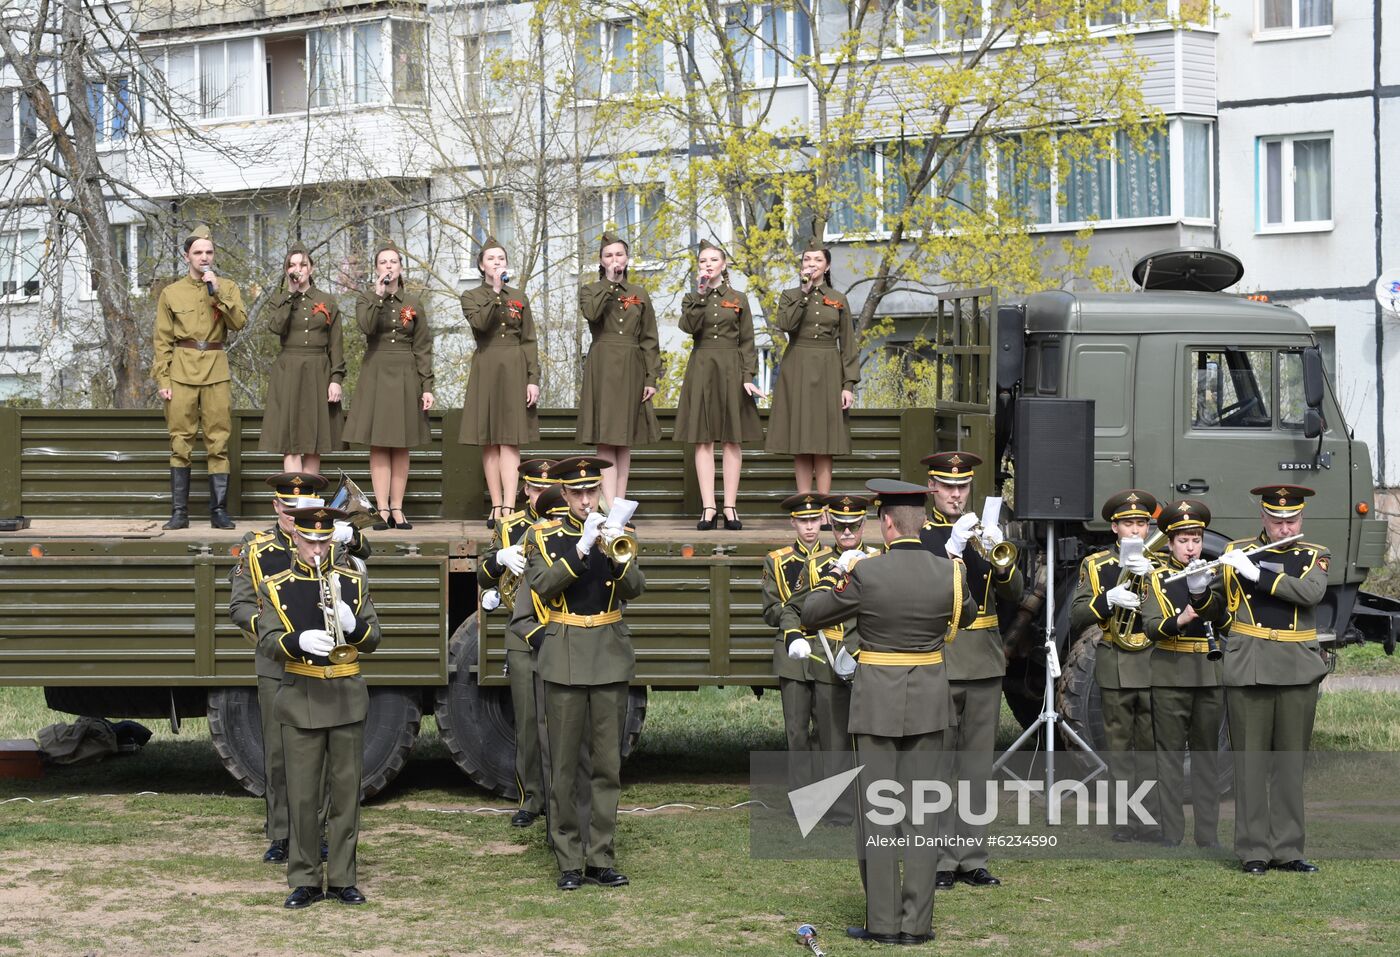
[1131,247,1244,292]
[1376,272,1400,315]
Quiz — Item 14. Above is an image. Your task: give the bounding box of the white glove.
[1219,549,1260,582]
[497,544,527,575]
[980,522,1005,547]
[480,588,501,612]
[1185,559,1213,593]
[577,512,607,557]
[332,521,354,545]
[1106,585,1141,611]
[299,628,335,657]
[834,648,857,678]
[1123,553,1155,577]
[335,598,356,633]
[787,637,812,661]
[946,513,978,558]
[835,549,868,573]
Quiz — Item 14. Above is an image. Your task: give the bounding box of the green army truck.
[0,247,1393,799]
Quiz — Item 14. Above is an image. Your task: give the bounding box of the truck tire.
[207,685,421,800]
[434,617,648,798]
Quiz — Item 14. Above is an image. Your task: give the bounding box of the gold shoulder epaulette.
[767,545,794,561]
[263,567,296,587]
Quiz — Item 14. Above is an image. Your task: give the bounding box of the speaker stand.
[993,520,1106,822]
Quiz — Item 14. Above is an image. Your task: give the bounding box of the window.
[152,40,257,121]
[1258,0,1331,35]
[578,187,664,263]
[758,3,812,78]
[0,230,43,299]
[0,373,40,402]
[90,226,130,294]
[897,0,983,45]
[1189,349,1274,429]
[465,197,516,274]
[1183,120,1212,220]
[353,23,386,105]
[265,35,309,114]
[723,6,754,84]
[578,20,662,97]
[829,146,879,236]
[310,23,388,108]
[1278,350,1308,430]
[1259,134,1331,230]
[996,135,1052,224]
[1059,128,1169,223]
[0,90,38,155]
[463,31,512,111]
[87,76,133,144]
[392,20,428,105]
[1091,0,1167,26]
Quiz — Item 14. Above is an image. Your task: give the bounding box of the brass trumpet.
[327,471,378,530]
[969,521,1018,571]
[315,558,358,664]
[601,527,636,563]
[1108,531,1165,651]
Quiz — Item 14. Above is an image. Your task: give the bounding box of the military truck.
[0,247,1394,799]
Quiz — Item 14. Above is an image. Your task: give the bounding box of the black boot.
[209,473,236,530]
[162,467,191,530]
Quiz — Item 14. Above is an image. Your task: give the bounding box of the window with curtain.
[902,0,941,45]
[757,3,811,78]
[828,146,879,235]
[882,142,911,226]
[354,22,385,104]
[940,139,986,213]
[0,230,43,298]
[1114,128,1169,219]
[576,24,603,98]
[1059,144,1111,223]
[725,6,755,84]
[996,135,1052,224]
[464,32,513,111]
[225,39,256,117]
[578,191,605,263]
[467,197,516,268]
[1183,121,1211,219]
[308,29,340,108]
[1259,133,1331,228]
[391,20,427,105]
[165,47,198,118]
[1261,0,1331,31]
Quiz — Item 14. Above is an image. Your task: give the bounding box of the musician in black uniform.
[919,451,1022,887]
[1140,499,1230,849]
[476,457,556,827]
[227,472,370,863]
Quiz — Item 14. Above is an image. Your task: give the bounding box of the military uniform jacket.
[152,275,248,390]
[775,283,859,390]
[230,528,371,678]
[679,284,758,378]
[920,513,1024,681]
[579,279,662,387]
[355,288,436,392]
[266,285,346,383]
[478,506,539,653]
[802,540,977,737]
[1140,558,1230,687]
[1220,535,1330,687]
[1071,546,1154,690]
[255,560,381,730]
[460,284,541,385]
[762,541,833,683]
[523,516,646,686]
[782,547,870,677]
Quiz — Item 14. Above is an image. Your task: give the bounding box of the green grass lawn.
[2,685,1399,955]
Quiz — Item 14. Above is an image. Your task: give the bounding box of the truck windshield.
[1190,349,1273,428]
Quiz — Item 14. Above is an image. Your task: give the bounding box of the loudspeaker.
[1014,399,1094,521]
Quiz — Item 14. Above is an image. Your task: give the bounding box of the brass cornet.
[315,559,359,664]
[1108,531,1165,650]
[969,521,1018,572]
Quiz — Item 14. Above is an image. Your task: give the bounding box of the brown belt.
[175,339,224,351]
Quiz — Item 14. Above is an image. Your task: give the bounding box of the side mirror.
[1302,347,1325,409]
[1304,407,1324,439]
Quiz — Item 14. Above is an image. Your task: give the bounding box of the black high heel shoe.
[696,507,718,531]
[391,507,412,531]
[722,506,743,531]
[487,505,499,530]
[373,508,391,531]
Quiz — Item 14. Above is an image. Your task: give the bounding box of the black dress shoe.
[955,867,1001,886]
[373,509,390,531]
[844,927,902,945]
[263,839,288,863]
[1242,860,1268,875]
[511,809,540,828]
[327,885,366,904]
[391,508,412,530]
[1272,858,1319,873]
[722,506,743,530]
[696,507,718,531]
[934,870,955,890]
[284,886,324,909]
[557,869,583,890]
[584,865,629,887]
[899,932,935,945]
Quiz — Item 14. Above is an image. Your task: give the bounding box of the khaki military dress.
[259,285,345,453]
[577,278,662,446]
[765,283,859,455]
[459,284,541,446]
[343,289,434,448]
[673,284,763,444]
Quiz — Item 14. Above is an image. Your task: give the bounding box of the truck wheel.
[1056,630,1106,750]
[207,685,421,800]
[434,617,648,798]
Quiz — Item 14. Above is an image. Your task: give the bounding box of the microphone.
[205,266,217,298]
[796,925,826,957]
[499,269,511,286]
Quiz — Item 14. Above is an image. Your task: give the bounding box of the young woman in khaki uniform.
[577,231,661,505]
[673,241,764,530]
[458,237,541,528]
[259,243,345,474]
[342,243,435,529]
[765,239,859,494]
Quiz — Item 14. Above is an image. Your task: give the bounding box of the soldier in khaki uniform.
[256,506,381,908]
[476,457,556,827]
[152,224,248,530]
[763,493,834,791]
[802,479,976,947]
[1218,485,1328,875]
[1070,489,1161,842]
[1139,499,1230,849]
[228,472,370,862]
[522,456,645,890]
[918,451,1022,888]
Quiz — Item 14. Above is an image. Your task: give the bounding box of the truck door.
[1173,344,1351,547]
